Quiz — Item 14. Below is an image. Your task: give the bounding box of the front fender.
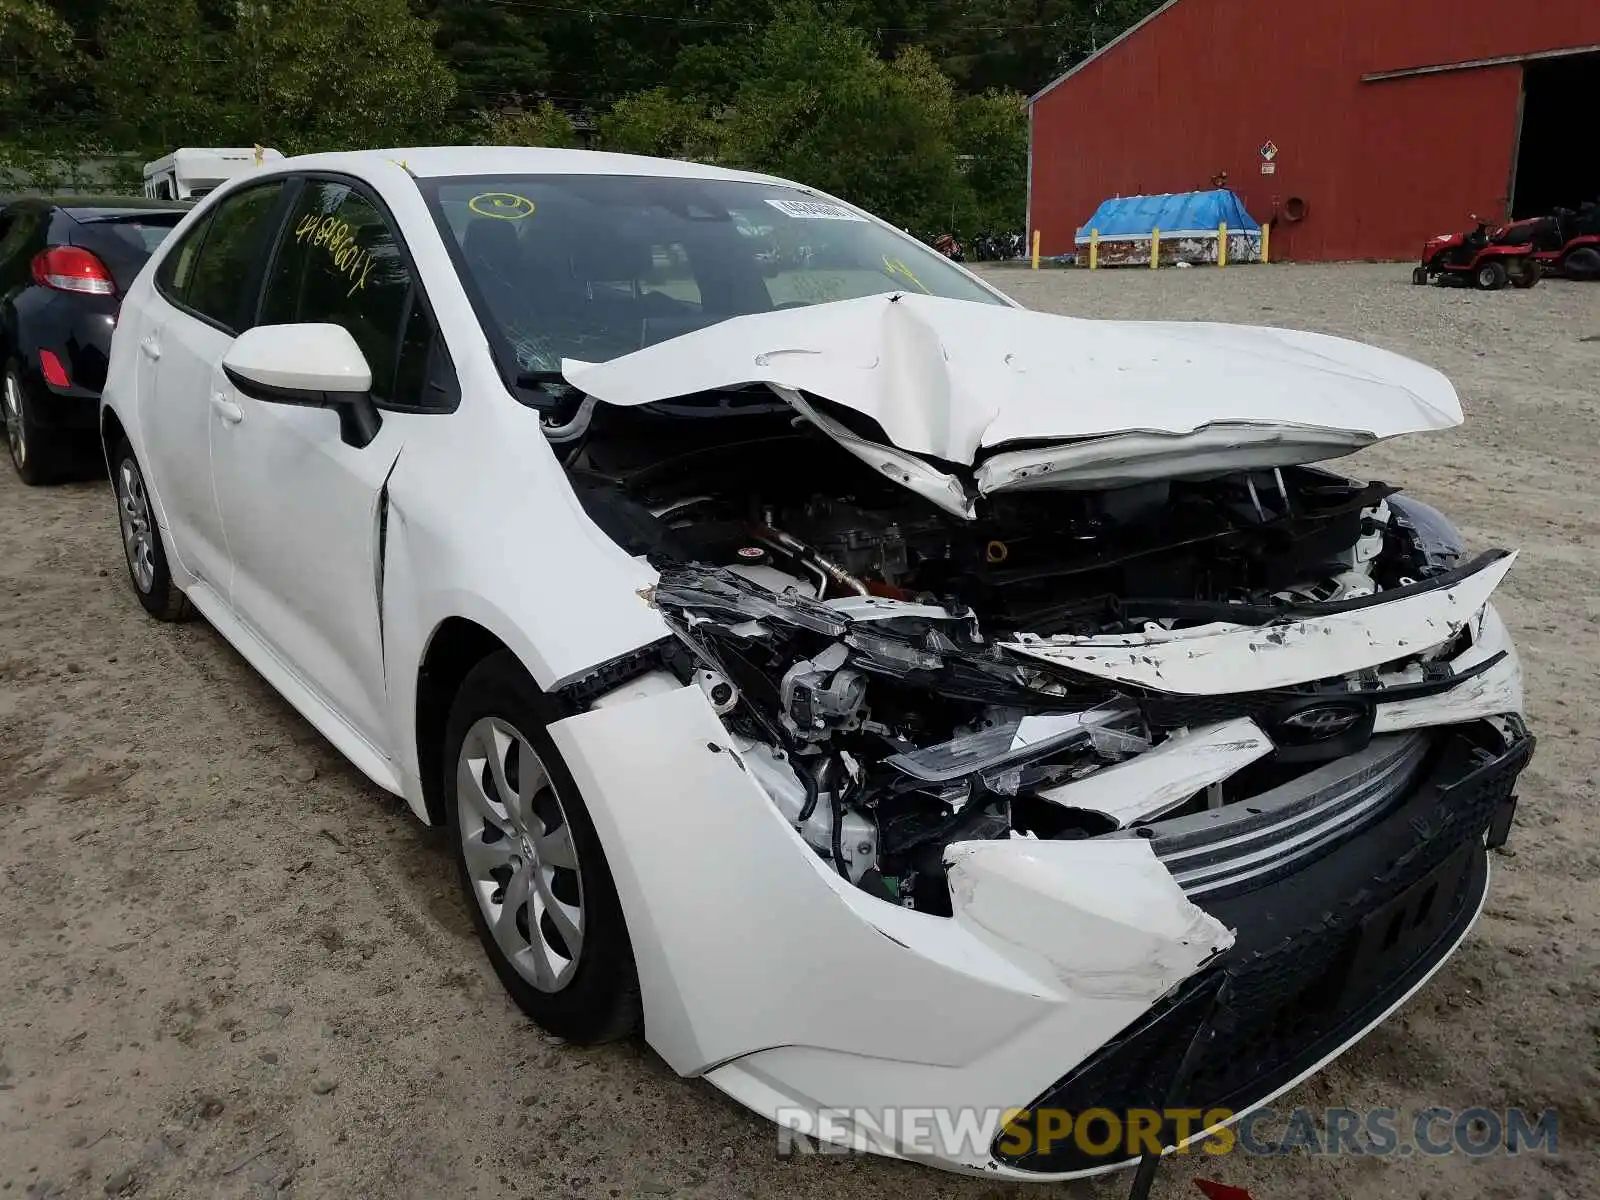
[545,681,1231,1120]
[377,395,669,800]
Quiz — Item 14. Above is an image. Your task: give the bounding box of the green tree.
[478,101,578,150]
[94,0,228,149]
[720,6,965,234]
[422,0,550,114]
[1,0,80,133]
[596,88,717,160]
[231,0,456,151]
[955,88,1028,233]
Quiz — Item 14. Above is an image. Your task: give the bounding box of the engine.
[567,412,1461,912]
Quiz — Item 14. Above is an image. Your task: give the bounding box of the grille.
[996,723,1533,1174]
[1140,732,1432,899]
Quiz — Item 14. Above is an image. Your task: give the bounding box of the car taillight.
[30,246,117,296]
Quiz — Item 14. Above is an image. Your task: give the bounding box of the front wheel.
[444,651,642,1043]
[1475,260,1509,290]
[1411,266,1429,286]
[112,438,192,621]
[1510,259,1541,288]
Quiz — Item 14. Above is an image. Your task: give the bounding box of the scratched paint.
[1003,554,1517,695]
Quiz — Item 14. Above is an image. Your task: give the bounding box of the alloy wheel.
[116,457,157,593]
[3,371,24,471]
[456,716,585,993]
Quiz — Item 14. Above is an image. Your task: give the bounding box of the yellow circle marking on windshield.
[469,193,536,220]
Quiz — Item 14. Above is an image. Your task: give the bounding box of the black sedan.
[0,196,189,484]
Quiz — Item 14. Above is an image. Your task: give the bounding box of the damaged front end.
[629,468,1527,913]
[542,295,1533,1177]
[622,460,1532,1174]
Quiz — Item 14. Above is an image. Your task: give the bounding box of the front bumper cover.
[996,718,1534,1173]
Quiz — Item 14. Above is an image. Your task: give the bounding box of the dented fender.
[374,364,669,817]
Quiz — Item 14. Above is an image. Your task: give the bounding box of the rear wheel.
[444,651,642,1044]
[4,360,68,486]
[1474,260,1508,290]
[1562,247,1600,280]
[112,438,192,621]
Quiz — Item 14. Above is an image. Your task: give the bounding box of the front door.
[210,178,441,755]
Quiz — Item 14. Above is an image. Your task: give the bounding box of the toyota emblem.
[1280,703,1365,739]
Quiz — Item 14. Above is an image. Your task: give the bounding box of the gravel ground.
[1,262,1596,1200]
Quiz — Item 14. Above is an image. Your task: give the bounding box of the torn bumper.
[549,682,1234,1175]
[997,717,1533,1174]
[551,597,1530,1179]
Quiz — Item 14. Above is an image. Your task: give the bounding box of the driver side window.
[259,180,455,411]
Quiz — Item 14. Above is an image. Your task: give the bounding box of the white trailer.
[141,147,285,201]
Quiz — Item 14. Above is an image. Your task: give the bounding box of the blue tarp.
[1075,190,1260,242]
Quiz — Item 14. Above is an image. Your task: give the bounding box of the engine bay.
[555,395,1473,912]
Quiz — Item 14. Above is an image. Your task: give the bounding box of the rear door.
[138,181,290,592]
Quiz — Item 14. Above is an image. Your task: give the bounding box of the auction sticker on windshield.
[766,197,866,221]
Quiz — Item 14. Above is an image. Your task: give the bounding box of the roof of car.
[274,146,801,189]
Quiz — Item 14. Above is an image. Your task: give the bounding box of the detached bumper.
[997,718,1533,1174]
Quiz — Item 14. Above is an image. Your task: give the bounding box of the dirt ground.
[1,262,1596,1200]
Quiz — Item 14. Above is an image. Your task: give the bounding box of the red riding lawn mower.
[1494,200,1600,280]
[1413,215,1541,289]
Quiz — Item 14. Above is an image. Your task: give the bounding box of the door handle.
[139,337,161,361]
[210,393,243,423]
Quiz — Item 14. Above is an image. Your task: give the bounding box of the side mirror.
[222,323,382,448]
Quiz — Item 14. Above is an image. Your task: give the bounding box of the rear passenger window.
[182,183,287,331]
[155,212,213,303]
[259,180,451,410]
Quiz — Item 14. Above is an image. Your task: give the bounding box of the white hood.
[563,293,1462,516]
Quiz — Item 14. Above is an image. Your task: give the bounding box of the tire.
[1474,260,1508,290]
[1562,247,1600,281]
[1411,266,1429,286]
[4,359,69,486]
[444,650,642,1044]
[111,437,192,621]
[1511,259,1540,288]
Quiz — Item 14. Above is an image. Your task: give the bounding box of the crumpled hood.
[563,292,1462,511]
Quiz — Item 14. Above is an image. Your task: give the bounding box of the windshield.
[420,173,1006,376]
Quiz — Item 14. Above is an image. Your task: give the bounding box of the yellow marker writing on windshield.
[469,193,536,220]
[881,255,930,293]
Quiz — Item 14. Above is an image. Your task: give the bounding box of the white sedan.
[100,148,1533,1184]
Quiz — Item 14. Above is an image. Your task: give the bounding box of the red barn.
[1027,0,1600,261]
